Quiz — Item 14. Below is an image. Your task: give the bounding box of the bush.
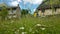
[0,7,8,20]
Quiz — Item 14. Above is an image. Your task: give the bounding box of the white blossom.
[29,28,32,32]
[41,28,45,30]
[19,27,24,30]
[13,16,17,18]
[36,24,42,26]
[22,32,27,34]
[11,20,14,23]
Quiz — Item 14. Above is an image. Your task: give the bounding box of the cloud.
[18,0,22,2]
[23,0,43,4]
[8,1,19,7]
[4,0,22,7]
[10,0,22,6]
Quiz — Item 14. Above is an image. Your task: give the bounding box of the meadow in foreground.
[0,15,60,34]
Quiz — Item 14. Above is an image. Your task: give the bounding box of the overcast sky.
[0,0,43,14]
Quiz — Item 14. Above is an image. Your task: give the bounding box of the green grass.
[0,15,60,34]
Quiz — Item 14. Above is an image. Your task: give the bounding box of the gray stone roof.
[37,0,60,10]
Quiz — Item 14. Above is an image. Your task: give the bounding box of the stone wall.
[56,8,60,14]
[38,8,60,16]
[8,9,17,19]
[44,9,52,16]
[38,10,42,16]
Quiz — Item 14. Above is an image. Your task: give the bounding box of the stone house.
[0,3,21,19]
[35,0,60,17]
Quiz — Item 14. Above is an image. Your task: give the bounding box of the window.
[0,7,2,11]
[42,9,45,13]
[12,8,16,10]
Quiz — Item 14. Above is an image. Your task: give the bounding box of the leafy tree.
[21,9,29,15]
[0,6,8,20]
[21,9,34,17]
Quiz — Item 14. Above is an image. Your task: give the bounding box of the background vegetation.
[0,6,8,20]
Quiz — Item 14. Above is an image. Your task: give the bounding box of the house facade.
[35,0,60,17]
[0,3,21,19]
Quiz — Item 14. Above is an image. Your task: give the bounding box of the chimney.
[16,4,21,19]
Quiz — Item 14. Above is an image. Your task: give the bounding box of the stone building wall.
[56,8,60,14]
[8,7,21,19]
[38,10,42,16]
[44,9,52,16]
[38,8,60,17]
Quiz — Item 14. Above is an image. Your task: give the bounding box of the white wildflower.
[19,27,24,30]
[17,29,20,32]
[15,31,17,34]
[5,17,7,20]
[11,20,14,23]
[8,16,12,19]
[29,28,32,32]
[41,28,45,30]
[35,30,39,32]
[14,31,16,33]
[36,24,41,26]
[13,16,17,18]
[14,31,19,34]
[21,32,27,34]
[32,31,35,33]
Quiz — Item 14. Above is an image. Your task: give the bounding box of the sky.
[0,0,43,14]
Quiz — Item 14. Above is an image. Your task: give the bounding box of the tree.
[21,9,29,16]
[0,6,8,20]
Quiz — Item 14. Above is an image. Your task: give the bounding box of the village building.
[0,3,21,19]
[35,0,60,17]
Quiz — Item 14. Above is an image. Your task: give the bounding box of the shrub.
[0,7,8,20]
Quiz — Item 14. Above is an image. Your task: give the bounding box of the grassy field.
[0,15,60,34]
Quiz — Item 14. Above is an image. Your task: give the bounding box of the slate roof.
[37,0,60,10]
